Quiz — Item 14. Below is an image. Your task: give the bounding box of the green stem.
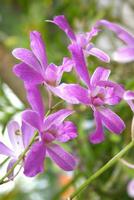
[46,100,64,116]
[69,141,134,199]
[0,157,10,168]
[0,131,38,184]
[120,158,134,169]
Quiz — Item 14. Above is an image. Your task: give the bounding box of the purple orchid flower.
[22,109,77,177]
[50,44,127,144]
[95,20,134,63]
[12,31,73,88]
[0,120,34,179]
[47,15,110,63]
[21,85,77,177]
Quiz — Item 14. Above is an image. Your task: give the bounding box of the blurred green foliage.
[0,0,134,199]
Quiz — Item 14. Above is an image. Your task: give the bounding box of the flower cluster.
[0,15,134,180]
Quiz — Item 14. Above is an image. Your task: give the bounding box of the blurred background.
[0,0,134,199]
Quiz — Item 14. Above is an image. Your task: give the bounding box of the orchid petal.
[26,86,45,119]
[45,59,73,86]
[105,96,121,105]
[86,26,100,41]
[30,31,48,71]
[56,58,74,84]
[123,90,134,112]
[76,33,88,48]
[89,47,110,63]
[7,159,17,180]
[47,143,76,171]
[44,109,74,130]
[12,48,41,72]
[48,15,76,41]
[0,142,15,157]
[92,97,104,106]
[98,80,125,98]
[13,63,44,86]
[24,141,46,177]
[69,43,90,87]
[113,47,134,63]
[45,63,58,86]
[90,67,111,86]
[126,100,134,112]
[104,87,121,105]
[21,121,35,148]
[99,107,125,134]
[57,121,78,142]
[22,110,42,132]
[123,91,134,100]
[43,133,55,143]
[96,20,134,45]
[89,110,105,144]
[7,120,23,150]
[62,57,74,71]
[49,83,90,105]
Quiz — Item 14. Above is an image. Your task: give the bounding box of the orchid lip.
[88,88,105,107]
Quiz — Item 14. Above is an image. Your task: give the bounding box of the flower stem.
[46,100,64,116]
[0,157,10,168]
[0,131,38,184]
[69,141,134,199]
[120,158,134,169]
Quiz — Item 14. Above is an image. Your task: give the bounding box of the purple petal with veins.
[30,31,48,72]
[13,63,44,86]
[90,67,111,86]
[0,142,15,157]
[113,47,134,63]
[48,15,76,41]
[21,121,35,148]
[12,48,41,72]
[24,141,46,177]
[7,121,24,151]
[69,43,90,87]
[43,109,74,131]
[99,107,125,134]
[22,110,43,132]
[123,90,134,112]
[95,19,134,63]
[89,110,105,144]
[7,159,17,180]
[89,47,110,63]
[26,86,45,119]
[44,63,58,86]
[124,91,134,100]
[49,83,90,105]
[57,121,78,142]
[95,19,134,45]
[47,143,76,171]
